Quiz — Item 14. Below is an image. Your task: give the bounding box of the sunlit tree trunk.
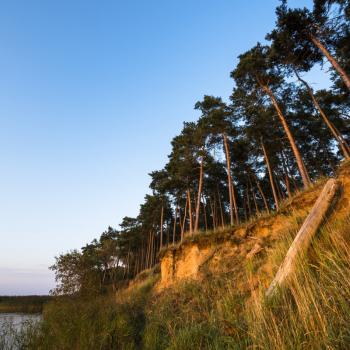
[259,81,311,188]
[181,196,188,241]
[187,189,193,235]
[294,69,350,159]
[195,155,204,232]
[310,35,350,91]
[173,202,178,245]
[159,203,164,250]
[261,140,280,210]
[223,134,239,225]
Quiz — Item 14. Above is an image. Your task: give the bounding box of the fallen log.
[266,178,340,299]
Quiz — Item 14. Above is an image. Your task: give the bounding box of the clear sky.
[0,0,328,295]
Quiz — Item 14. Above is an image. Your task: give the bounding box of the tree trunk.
[282,149,298,190]
[149,232,153,268]
[276,172,286,200]
[195,155,204,232]
[202,194,208,232]
[173,202,178,245]
[261,140,280,211]
[178,205,182,243]
[246,187,252,218]
[256,177,270,214]
[253,173,270,214]
[181,197,188,241]
[166,223,169,247]
[260,82,311,188]
[243,197,248,222]
[294,69,350,159]
[223,134,239,225]
[266,178,340,298]
[209,196,216,230]
[159,204,164,250]
[310,34,350,91]
[280,151,292,198]
[152,231,156,267]
[216,186,225,227]
[187,189,193,235]
[249,176,260,215]
[146,231,151,268]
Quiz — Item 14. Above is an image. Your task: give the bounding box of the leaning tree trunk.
[266,178,340,298]
[223,133,239,225]
[310,34,350,91]
[260,82,311,188]
[195,155,204,232]
[294,69,350,159]
[261,140,280,211]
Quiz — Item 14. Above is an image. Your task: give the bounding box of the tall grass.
[6,216,350,349]
[16,273,158,350]
[142,216,350,349]
[247,217,350,349]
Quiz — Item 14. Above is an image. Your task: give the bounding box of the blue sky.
[0,0,328,295]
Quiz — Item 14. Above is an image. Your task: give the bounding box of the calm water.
[0,313,41,349]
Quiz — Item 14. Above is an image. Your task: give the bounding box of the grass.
[4,174,350,349]
[142,215,350,349]
[9,273,159,350]
[247,218,350,349]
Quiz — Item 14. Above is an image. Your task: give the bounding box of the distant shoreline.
[0,295,51,314]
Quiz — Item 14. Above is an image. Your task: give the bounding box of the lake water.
[0,313,41,349]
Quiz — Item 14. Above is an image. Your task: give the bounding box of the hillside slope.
[157,161,350,291]
[124,161,350,349]
[21,162,350,350]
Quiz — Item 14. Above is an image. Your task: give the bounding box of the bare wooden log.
[266,178,340,298]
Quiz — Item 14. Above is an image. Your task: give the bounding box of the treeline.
[0,296,51,313]
[51,0,350,296]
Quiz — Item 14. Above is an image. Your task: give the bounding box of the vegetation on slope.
[8,208,350,349]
